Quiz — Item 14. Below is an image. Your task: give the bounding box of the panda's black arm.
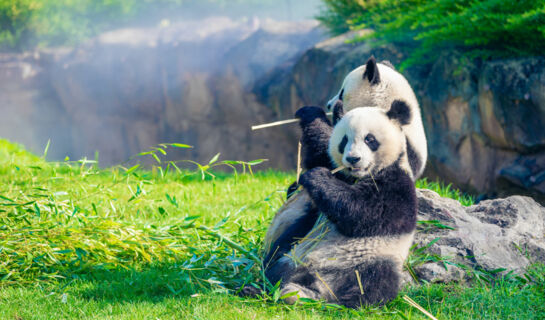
[299,167,417,237]
[295,106,334,170]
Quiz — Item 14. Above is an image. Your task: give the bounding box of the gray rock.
[409,189,545,283]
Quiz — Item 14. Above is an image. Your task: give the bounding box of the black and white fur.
[327,57,427,179]
[263,105,417,308]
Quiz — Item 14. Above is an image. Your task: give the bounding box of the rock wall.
[255,31,545,199]
[3,24,545,199]
[0,17,325,168]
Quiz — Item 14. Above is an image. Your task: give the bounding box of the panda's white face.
[326,62,417,114]
[329,108,406,179]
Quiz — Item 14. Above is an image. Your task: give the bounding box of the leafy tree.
[0,0,279,51]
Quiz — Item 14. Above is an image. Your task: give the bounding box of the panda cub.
[264,104,417,308]
[326,56,427,179]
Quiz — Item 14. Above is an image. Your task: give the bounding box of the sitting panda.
[263,104,417,308]
[325,56,427,179]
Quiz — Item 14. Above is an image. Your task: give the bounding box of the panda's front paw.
[295,106,327,126]
[299,167,332,189]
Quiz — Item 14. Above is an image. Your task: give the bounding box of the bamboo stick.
[331,166,346,174]
[252,112,333,130]
[403,295,439,320]
[296,141,302,184]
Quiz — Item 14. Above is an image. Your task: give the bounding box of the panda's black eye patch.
[338,135,348,154]
[339,89,344,101]
[364,134,380,151]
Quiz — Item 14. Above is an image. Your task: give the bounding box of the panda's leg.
[332,259,400,309]
[265,256,296,286]
[294,106,334,170]
[263,205,319,268]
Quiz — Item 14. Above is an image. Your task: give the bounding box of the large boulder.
[409,189,545,283]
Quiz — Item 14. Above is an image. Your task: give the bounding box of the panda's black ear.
[387,100,412,125]
[363,56,380,85]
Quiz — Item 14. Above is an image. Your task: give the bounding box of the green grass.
[416,179,474,207]
[0,139,543,319]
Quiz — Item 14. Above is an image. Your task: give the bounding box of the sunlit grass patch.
[0,139,543,319]
[416,179,475,206]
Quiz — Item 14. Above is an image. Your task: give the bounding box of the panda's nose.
[346,156,361,165]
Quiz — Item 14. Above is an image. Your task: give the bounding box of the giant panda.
[262,104,417,308]
[326,56,427,178]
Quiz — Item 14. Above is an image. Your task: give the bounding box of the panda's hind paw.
[236,284,264,297]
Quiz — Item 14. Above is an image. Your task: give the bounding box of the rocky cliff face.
[2,25,545,198]
[0,17,325,168]
[255,31,545,199]
[418,55,545,201]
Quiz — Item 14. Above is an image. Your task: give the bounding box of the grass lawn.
[0,139,543,319]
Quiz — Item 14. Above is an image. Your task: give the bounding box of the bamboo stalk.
[367,168,380,192]
[403,295,439,320]
[197,225,261,265]
[331,166,346,174]
[355,270,364,295]
[252,112,333,130]
[315,271,339,301]
[296,141,302,184]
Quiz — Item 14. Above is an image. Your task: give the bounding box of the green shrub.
[0,0,144,50]
[0,0,278,51]
[318,0,545,65]
[315,0,376,34]
[0,0,35,49]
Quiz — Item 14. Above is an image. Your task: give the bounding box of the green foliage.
[416,178,474,206]
[0,140,270,286]
[1,0,138,49]
[318,0,545,65]
[0,139,542,319]
[0,0,33,49]
[0,0,278,50]
[315,0,382,35]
